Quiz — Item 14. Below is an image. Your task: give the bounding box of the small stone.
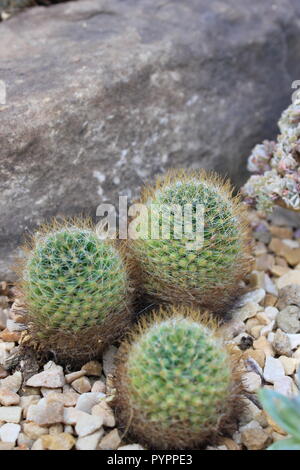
[65,370,86,384]
[76,430,104,450]
[264,356,285,384]
[253,336,274,356]
[270,226,293,239]
[62,391,79,407]
[64,425,73,434]
[287,333,300,349]
[218,438,241,451]
[240,420,270,450]
[27,397,64,425]
[6,319,27,332]
[231,302,261,322]
[75,392,105,413]
[82,361,102,377]
[91,381,106,394]
[20,396,40,418]
[40,433,75,450]
[0,387,20,406]
[245,356,263,375]
[0,406,22,423]
[277,284,300,309]
[75,412,103,437]
[71,376,91,394]
[49,423,64,435]
[243,349,265,368]
[276,306,300,333]
[0,329,21,342]
[239,288,266,306]
[275,256,288,267]
[235,334,253,350]
[277,270,300,289]
[219,320,246,341]
[270,265,289,277]
[273,329,292,356]
[279,356,297,375]
[0,371,22,392]
[256,312,270,325]
[0,423,20,443]
[242,372,262,393]
[264,294,278,307]
[273,376,294,396]
[0,366,8,379]
[23,422,48,440]
[232,431,242,445]
[92,401,115,427]
[255,254,275,271]
[264,274,278,296]
[264,306,278,321]
[98,429,121,450]
[250,325,263,339]
[260,321,275,337]
[249,270,265,289]
[63,407,82,425]
[17,432,34,449]
[31,438,45,450]
[245,317,260,333]
[0,309,7,330]
[41,387,62,397]
[26,366,65,388]
[103,345,118,376]
[239,398,268,427]
[21,386,41,396]
[0,442,15,450]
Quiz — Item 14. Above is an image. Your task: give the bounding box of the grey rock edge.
[1,0,300,278]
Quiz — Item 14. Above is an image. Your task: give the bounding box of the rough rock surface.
[1,0,300,277]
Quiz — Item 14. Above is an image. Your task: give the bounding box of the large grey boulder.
[1,0,300,279]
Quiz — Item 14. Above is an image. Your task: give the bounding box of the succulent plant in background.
[17,219,132,361]
[128,169,252,313]
[259,370,300,450]
[115,306,241,449]
[242,94,300,213]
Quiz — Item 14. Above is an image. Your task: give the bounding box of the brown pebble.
[0,329,21,342]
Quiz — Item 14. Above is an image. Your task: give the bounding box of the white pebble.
[0,423,20,443]
[264,356,285,384]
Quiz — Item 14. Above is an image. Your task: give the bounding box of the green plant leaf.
[259,389,300,440]
[268,438,300,450]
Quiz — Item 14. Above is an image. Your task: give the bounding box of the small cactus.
[17,219,132,361]
[128,169,252,313]
[115,306,241,449]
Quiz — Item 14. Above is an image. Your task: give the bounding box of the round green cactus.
[129,169,252,313]
[18,219,132,360]
[115,307,240,449]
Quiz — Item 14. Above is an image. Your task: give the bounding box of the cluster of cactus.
[128,169,252,313]
[242,94,300,213]
[16,168,250,448]
[115,306,240,449]
[18,219,132,360]
[259,370,300,450]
